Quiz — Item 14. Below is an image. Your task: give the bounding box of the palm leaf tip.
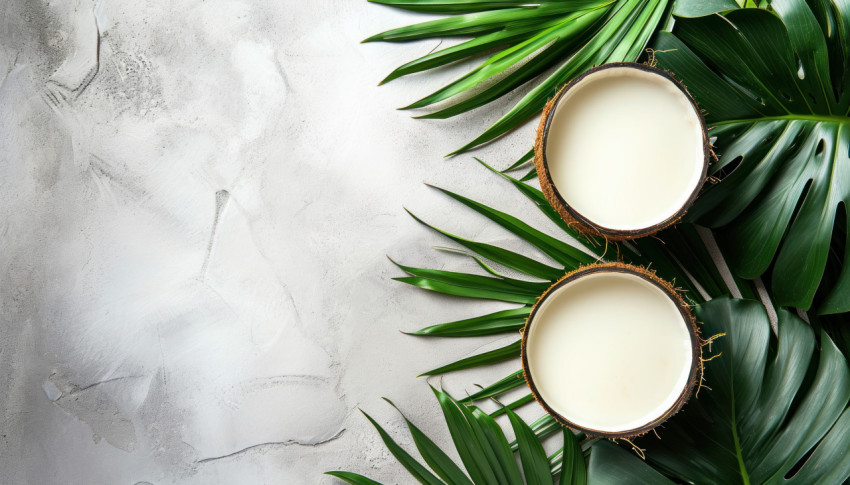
[325,471,383,485]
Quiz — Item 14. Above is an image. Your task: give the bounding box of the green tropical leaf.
[559,428,587,485]
[419,339,520,376]
[586,441,674,485]
[384,398,474,485]
[653,0,850,312]
[330,387,595,484]
[364,3,606,42]
[449,0,668,154]
[410,306,531,337]
[325,471,384,485]
[332,156,850,484]
[426,184,596,266]
[366,0,674,154]
[511,414,562,452]
[406,209,565,280]
[461,369,526,403]
[469,405,525,484]
[507,408,553,485]
[367,0,593,15]
[643,297,850,484]
[396,163,744,377]
[489,393,534,417]
[360,410,444,485]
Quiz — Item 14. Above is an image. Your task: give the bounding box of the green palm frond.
[395,161,753,382]
[325,160,849,483]
[329,298,850,484]
[326,387,674,484]
[653,0,850,313]
[366,0,673,155]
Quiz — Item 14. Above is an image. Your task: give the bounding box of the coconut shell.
[533,62,711,241]
[520,262,703,439]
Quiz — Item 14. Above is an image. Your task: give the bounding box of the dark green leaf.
[380,23,555,84]
[507,408,553,485]
[471,406,525,484]
[489,393,535,417]
[474,158,604,250]
[432,386,501,484]
[654,2,850,311]
[384,398,473,485]
[395,275,540,303]
[412,306,531,337]
[368,0,587,14]
[643,297,850,484]
[366,4,601,43]
[410,8,608,116]
[586,441,674,484]
[450,0,666,153]
[360,410,444,485]
[366,0,672,153]
[559,428,586,485]
[510,414,562,452]
[406,209,565,280]
[428,184,595,266]
[461,369,526,403]
[420,339,521,376]
[502,149,534,172]
[325,471,384,485]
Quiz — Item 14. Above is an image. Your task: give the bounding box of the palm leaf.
[653,0,850,313]
[643,296,850,484]
[507,407,552,485]
[419,339,520,376]
[330,158,850,483]
[328,296,850,484]
[366,0,673,155]
[402,163,736,379]
[326,471,383,485]
[328,387,672,484]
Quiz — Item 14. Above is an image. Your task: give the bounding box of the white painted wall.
[0,1,557,483]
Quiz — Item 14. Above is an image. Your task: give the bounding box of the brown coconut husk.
[533,62,711,241]
[520,262,704,439]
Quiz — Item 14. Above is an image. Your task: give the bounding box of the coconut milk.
[525,271,693,433]
[545,67,704,231]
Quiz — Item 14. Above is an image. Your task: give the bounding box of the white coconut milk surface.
[545,67,704,231]
[526,271,693,433]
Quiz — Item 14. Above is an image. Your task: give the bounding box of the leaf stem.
[730,387,751,485]
[711,114,850,126]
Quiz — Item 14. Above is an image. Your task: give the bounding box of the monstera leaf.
[645,297,850,484]
[365,0,673,155]
[653,0,850,313]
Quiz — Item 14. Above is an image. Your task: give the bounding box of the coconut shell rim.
[534,62,711,240]
[519,262,703,439]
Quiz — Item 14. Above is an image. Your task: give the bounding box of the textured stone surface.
[0,1,552,483]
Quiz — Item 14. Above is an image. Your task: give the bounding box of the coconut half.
[534,63,709,239]
[521,263,700,438]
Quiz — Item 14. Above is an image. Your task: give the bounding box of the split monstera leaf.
[653,0,850,314]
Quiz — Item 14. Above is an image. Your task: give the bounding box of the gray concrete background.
[0,1,565,483]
